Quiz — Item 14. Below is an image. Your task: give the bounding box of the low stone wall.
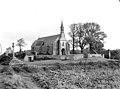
[36,54,84,60]
[74,54,84,60]
[88,54,103,58]
[36,54,103,61]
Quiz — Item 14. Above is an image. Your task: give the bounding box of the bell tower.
[59,20,67,55]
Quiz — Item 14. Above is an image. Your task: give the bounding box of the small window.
[62,42,64,46]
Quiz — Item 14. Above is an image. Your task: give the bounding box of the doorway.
[28,57,32,62]
[61,48,65,55]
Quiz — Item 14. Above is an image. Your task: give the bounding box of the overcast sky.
[0,0,120,53]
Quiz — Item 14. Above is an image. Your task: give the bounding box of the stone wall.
[36,54,84,60]
[38,44,53,55]
[88,54,103,58]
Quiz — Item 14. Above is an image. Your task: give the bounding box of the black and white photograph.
[0,0,120,89]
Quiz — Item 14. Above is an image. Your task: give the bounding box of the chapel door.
[61,48,65,55]
[28,57,32,62]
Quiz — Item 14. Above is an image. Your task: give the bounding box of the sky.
[0,0,120,53]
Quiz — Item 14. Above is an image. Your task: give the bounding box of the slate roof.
[36,41,44,46]
[32,34,60,47]
[25,52,34,56]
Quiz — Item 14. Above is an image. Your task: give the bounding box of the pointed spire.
[60,20,64,33]
[61,20,63,27]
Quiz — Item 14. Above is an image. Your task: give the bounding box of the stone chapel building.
[31,21,70,55]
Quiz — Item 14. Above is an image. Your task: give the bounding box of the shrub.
[12,65,26,73]
[31,74,50,89]
[113,53,120,60]
[21,65,39,73]
[35,56,55,61]
[12,64,39,73]
[42,67,49,71]
[0,65,13,75]
[1,73,40,89]
[0,55,12,65]
[15,52,25,59]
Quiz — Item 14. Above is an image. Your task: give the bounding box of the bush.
[1,73,40,89]
[31,74,50,89]
[12,65,26,73]
[106,49,120,59]
[20,65,39,73]
[15,52,25,59]
[113,53,120,60]
[12,63,39,73]
[35,56,55,61]
[0,55,12,65]
[0,65,13,75]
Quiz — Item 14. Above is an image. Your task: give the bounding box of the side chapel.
[31,21,70,55]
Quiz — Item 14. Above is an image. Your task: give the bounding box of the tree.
[0,54,11,65]
[16,38,26,53]
[91,41,104,54]
[68,23,78,54]
[110,49,120,59]
[83,22,107,54]
[69,22,107,54]
[75,23,88,53]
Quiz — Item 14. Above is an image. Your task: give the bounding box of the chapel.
[31,21,70,55]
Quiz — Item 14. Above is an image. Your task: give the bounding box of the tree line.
[69,22,107,54]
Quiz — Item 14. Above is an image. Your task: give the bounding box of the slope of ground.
[27,57,110,66]
[0,58,120,89]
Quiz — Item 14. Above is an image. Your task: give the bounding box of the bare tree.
[68,23,78,54]
[16,38,26,53]
[76,23,88,53]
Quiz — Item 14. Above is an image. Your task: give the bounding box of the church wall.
[53,43,56,55]
[34,46,40,53]
[47,44,53,55]
[32,40,70,55]
[38,44,53,55]
[53,40,60,55]
[66,42,70,55]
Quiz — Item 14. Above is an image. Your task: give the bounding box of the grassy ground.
[26,57,110,66]
[0,57,120,89]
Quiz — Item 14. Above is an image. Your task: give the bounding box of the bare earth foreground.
[0,58,120,89]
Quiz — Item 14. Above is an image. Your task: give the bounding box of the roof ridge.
[38,34,60,39]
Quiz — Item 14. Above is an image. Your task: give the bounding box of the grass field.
[0,57,120,89]
[26,57,110,66]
